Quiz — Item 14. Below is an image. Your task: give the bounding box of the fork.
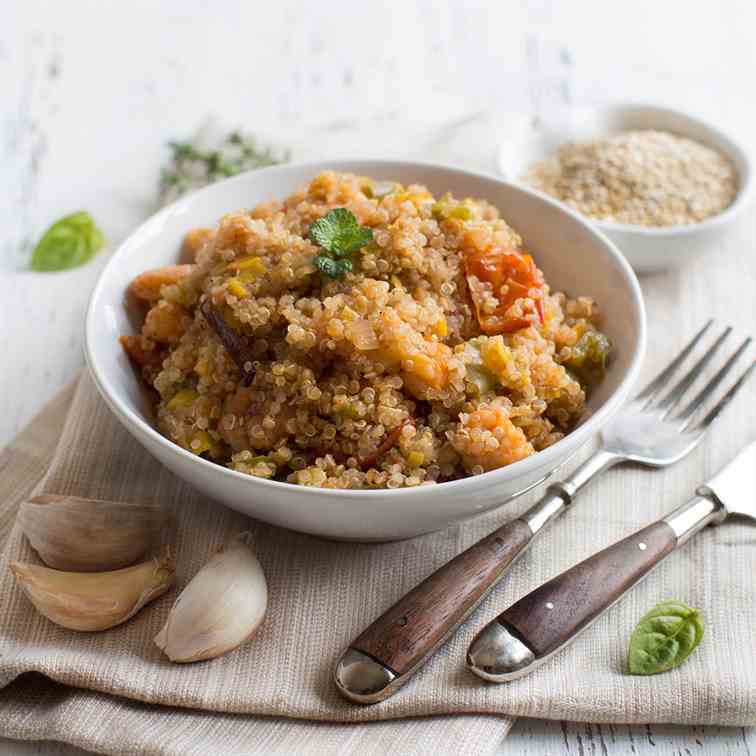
[334,321,754,704]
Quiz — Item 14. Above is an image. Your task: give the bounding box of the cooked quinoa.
[120,171,611,489]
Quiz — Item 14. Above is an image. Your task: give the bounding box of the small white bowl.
[85,159,645,541]
[498,104,753,273]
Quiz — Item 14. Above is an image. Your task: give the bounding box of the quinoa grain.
[524,130,737,227]
[122,171,610,489]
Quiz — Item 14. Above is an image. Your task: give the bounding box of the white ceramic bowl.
[86,159,645,541]
[498,104,753,273]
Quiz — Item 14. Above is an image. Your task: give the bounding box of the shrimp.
[450,401,534,472]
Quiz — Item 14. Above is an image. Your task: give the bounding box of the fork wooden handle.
[352,518,533,671]
[334,516,535,703]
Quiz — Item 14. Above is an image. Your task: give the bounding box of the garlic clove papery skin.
[9,551,175,632]
[18,494,167,572]
[154,532,267,663]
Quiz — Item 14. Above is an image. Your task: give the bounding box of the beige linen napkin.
[0,382,510,755]
[3,356,756,739]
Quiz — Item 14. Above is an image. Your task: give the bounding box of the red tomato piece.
[464,246,545,334]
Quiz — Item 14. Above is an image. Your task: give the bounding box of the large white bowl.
[85,159,645,541]
[498,104,753,273]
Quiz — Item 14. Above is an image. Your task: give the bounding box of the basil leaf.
[30,211,105,272]
[628,600,704,675]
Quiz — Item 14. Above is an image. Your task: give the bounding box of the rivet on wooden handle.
[352,517,533,676]
[499,520,676,658]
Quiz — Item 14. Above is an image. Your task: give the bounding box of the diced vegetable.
[363,181,396,199]
[464,245,545,334]
[358,424,405,470]
[406,353,446,390]
[227,278,248,299]
[394,190,433,205]
[167,388,198,411]
[462,339,498,396]
[407,451,425,467]
[228,256,266,275]
[336,402,360,420]
[480,336,511,375]
[564,330,612,385]
[200,300,256,386]
[431,201,472,222]
[450,205,472,220]
[345,319,380,351]
[187,431,217,456]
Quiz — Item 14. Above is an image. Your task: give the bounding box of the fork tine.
[692,359,756,432]
[653,326,732,415]
[677,337,752,427]
[636,319,713,401]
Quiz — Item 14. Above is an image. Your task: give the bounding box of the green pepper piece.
[564,330,612,386]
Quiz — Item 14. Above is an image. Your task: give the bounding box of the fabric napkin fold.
[1,349,756,755]
[0,378,510,756]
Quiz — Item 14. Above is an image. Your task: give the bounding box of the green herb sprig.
[628,600,704,675]
[30,211,105,272]
[160,131,288,202]
[309,208,373,279]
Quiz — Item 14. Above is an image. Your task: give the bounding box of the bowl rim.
[514,102,754,237]
[85,157,646,499]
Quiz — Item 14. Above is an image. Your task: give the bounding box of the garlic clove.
[18,494,167,572]
[10,551,175,632]
[154,532,267,663]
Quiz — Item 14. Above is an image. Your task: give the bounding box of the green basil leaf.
[628,600,704,675]
[30,211,105,272]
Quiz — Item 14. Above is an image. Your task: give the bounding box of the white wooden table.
[2,2,755,753]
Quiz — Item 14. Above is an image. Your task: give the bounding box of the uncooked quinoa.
[121,171,611,489]
[523,130,737,227]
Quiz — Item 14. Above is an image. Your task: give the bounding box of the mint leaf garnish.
[30,211,105,272]
[309,208,372,279]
